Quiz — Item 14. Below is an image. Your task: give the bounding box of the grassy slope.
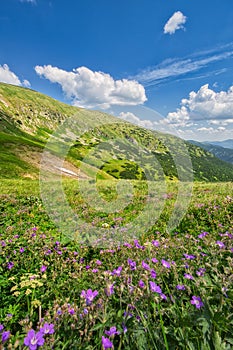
[1,82,233,181]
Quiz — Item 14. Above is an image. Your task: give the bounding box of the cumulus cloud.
[165,84,233,127]
[118,112,154,129]
[0,64,30,87]
[164,11,187,35]
[35,65,147,109]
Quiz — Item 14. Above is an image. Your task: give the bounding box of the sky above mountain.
[1,0,233,141]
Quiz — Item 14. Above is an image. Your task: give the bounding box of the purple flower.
[102,336,113,349]
[138,280,145,288]
[198,232,208,239]
[40,265,47,273]
[105,326,120,337]
[160,293,167,300]
[161,259,171,268]
[92,269,99,273]
[196,268,206,277]
[150,269,157,279]
[105,283,114,297]
[2,331,10,343]
[176,284,186,290]
[96,260,102,265]
[183,254,196,260]
[112,266,122,276]
[7,262,14,270]
[190,296,204,309]
[24,329,45,350]
[1,241,6,247]
[0,324,4,331]
[134,240,144,249]
[40,323,54,335]
[184,273,194,280]
[19,247,25,253]
[216,241,225,248]
[122,323,127,333]
[151,257,158,263]
[149,281,162,294]
[152,240,160,247]
[127,259,136,271]
[68,308,75,315]
[80,289,98,305]
[142,260,150,271]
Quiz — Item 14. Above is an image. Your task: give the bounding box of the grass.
[0,179,232,349]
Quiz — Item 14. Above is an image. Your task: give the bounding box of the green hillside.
[1,82,233,182]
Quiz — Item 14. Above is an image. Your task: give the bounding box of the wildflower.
[112,266,122,276]
[150,269,157,279]
[68,308,75,315]
[176,284,186,290]
[134,240,144,249]
[40,265,47,273]
[19,247,25,253]
[142,260,150,271]
[184,273,194,280]
[151,257,158,263]
[80,289,98,305]
[196,268,206,277]
[161,259,171,268]
[149,281,162,294]
[198,232,208,239]
[105,283,114,297]
[160,293,167,300]
[127,259,136,271]
[0,324,4,331]
[24,329,45,350]
[138,280,145,288]
[7,262,14,270]
[102,336,113,349]
[2,331,10,343]
[183,254,196,260]
[92,269,99,273]
[190,296,204,309]
[40,323,54,335]
[105,326,120,337]
[122,323,127,333]
[216,241,225,248]
[152,240,160,247]
[96,260,102,265]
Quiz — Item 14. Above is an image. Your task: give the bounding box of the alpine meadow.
[1,1,233,349]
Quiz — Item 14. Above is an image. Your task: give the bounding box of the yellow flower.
[13,291,20,297]
[25,289,32,295]
[10,286,18,292]
[32,300,41,307]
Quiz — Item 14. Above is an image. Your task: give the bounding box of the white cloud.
[209,118,233,126]
[0,64,30,87]
[134,51,233,86]
[197,126,226,134]
[164,11,187,35]
[35,65,147,109]
[165,84,233,127]
[118,112,154,129]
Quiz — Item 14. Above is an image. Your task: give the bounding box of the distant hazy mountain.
[204,139,233,150]
[189,140,233,164]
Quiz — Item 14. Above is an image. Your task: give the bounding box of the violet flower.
[80,289,98,305]
[2,331,10,343]
[40,323,54,335]
[102,336,113,349]
[190,296,204,309]
[149,281,162,294]
[24,329,45,350]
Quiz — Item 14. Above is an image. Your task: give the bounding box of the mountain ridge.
[1,82,233,182]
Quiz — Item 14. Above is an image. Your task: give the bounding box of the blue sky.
[0,0,233,141]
